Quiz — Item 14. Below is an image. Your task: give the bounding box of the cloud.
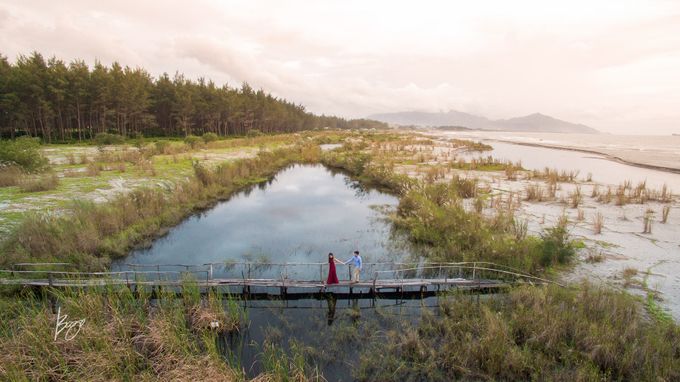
[1,0,679,134]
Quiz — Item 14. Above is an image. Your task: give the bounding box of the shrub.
[0,136,49,172]
[94,132,125,145]
[192,160,214,186]
[154,140,170,154]
[246,128,263,137]
[184,135,202,149]
[202,132,219,143]
[539,220,575,266]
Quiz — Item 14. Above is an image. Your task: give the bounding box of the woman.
[326,252,342,284]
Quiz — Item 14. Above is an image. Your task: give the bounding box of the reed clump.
[662,205,671,223]
[597,180,674,206]
[18,172,60,192]
[569,185,582,208]
[358,283,680,381]
[0,285,241,380]
[524,183,545,202]
[449,139,492,152]
[643,209,654,234]
[0,165,22,187]
[593,212,604,234]
[531,167,579,183]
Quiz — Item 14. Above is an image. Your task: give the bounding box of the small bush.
[18,173,59,192]
[94,132,125,145]
[192,160,214,186]
[202,132,219,143]
[539,220,575,266]
[184,135,202,149]
[246,128,263,137]
[0,136,49,172]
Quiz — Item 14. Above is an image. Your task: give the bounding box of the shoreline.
[484,139,680,175]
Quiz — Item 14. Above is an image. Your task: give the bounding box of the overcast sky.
[1,0,679,134]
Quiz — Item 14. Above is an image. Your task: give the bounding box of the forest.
[0,52,386,141]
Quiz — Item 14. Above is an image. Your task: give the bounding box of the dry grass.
[643,209,654,234]
[86,162,102,176]
[622,267,639,286]
[0,287,242,381]
[584,248,606,263]
[525,183,545,202]
[591,184,600,198]
[599,180,674,206]
[662,205,671,223]
[569,185,582,208]
[358,284,680,381]
[0,165,22,187]
[18,173,60,192]
[593,211,604,234]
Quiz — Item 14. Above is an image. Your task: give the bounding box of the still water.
[119,164,410,276]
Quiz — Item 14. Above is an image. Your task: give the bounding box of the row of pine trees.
[0,52,385,141]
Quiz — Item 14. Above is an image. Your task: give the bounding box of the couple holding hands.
[326,250,362,284]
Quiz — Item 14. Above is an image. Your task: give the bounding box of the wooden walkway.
[0,276,508,289]
[0,261,560,297]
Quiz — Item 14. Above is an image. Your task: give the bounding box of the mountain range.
[368,110,599,134]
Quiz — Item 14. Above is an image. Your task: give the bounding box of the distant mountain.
[496,113,599,134]
[368,110,599,134]
[369,110,493,130]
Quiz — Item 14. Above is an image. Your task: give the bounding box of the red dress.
[327,260,339,284]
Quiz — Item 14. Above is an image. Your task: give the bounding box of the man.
[345,250,362,283]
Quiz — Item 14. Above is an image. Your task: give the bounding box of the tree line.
[0,52,386,142]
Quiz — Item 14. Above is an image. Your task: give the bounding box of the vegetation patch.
[0,284,242,381]
[358,284,680,381]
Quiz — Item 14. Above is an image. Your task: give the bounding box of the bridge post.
[472,262,476,280]
[372,272,377,296]
[48,272,53,288]
[319,264,323,283]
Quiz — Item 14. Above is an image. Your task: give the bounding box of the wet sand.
[425,130,680,172]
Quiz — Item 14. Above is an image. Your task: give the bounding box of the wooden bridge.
[0,261,561,298]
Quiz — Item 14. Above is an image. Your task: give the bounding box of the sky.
[1,0,679,134]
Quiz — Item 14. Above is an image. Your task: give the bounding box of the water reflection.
[117,165,412,276]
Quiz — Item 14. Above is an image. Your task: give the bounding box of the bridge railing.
[1,261,563,287]
[371,263,564,287]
